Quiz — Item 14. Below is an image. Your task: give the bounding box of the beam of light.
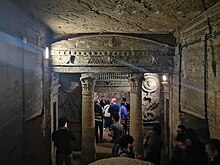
[116,59,220,97]
[116,59,151,73]
[173,80,220,97]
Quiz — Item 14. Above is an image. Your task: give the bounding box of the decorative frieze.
[51,35,174,74]
[96,73,130,80]
[51,50,172,66]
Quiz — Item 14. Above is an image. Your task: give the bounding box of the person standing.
[52,117,76,165]
[169,132,205,165]
[121,97,130,112]
[94,99,104,143]
[121,97,130,134]
[99,95,106,108]
[108,98,120,121]
[185,128,207,165]
[119,102,128,134]
[103,99,111,130]
[143,123,162,165]
[108,113,124,157]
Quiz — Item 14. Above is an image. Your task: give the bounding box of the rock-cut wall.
[177,2,220,139]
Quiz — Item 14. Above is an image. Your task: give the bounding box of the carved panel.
[52,35,174,51]
[51,35,174,73]
[142,73,161,122]
[95,73,130,88]
[57,73,82,151]
[58,74,82,124]
[96,80,129,87]
[51,50,156,65]
[96,73,130,80]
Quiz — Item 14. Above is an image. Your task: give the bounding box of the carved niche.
[58,74,82,124]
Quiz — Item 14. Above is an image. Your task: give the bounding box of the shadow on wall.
[23,115,51,165]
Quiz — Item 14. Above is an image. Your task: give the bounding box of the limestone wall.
[0,33,23,163]
[169,75,180,145]
[177,2,220,138]
[0,1,52,164]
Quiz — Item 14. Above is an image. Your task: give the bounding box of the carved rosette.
[80,73,97,95]
[129,73,143,94]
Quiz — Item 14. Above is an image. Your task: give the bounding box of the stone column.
[129,73,143,156]
[162,80,170,160]
[80,73,97,165]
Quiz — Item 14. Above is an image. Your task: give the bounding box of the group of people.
[94,96,138,159]
[170,124,220,165]
[94,96,130,144]
[51,107,220,165]
[142,124,220,165]
[95,96,162,163]
[108,117,162,163]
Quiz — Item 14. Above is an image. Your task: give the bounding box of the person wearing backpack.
[103,99,111,130]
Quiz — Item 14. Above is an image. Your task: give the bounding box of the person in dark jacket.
[118,134,135,158]
[94,99,104,143]
[52,117,76,165]
[185,128,207,165]
[205,138,220,165]
[143,123,162,165]
[108,113,124,157]
[170,131,207,165]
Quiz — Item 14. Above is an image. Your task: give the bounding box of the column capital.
[162,82,170,94]
[129,73,143,94]
[80,73,97,94]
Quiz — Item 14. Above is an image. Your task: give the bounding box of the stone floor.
[90,129,154,165]
[72,129,155,165]
[72,129,113,164]
[96,128,113,160]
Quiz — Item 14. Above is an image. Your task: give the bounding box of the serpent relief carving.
[143,102,159,121]
[142,74,160,122]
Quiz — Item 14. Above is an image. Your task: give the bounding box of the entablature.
[51,64,172,74]
[50,34,175,74]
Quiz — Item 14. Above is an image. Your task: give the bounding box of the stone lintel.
[50,65,172,74]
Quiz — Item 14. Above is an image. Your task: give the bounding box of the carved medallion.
[142,75,159,93]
